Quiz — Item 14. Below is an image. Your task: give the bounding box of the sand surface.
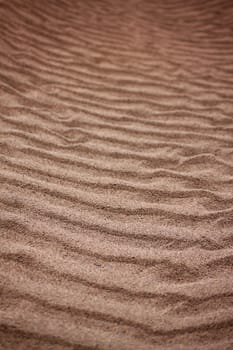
[0,0,233,349]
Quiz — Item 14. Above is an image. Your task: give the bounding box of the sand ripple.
[0,0,233,349]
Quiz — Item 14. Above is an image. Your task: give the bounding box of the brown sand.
[0,0,233,349]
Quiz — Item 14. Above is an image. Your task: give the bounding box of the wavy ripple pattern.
[0,0,233,349]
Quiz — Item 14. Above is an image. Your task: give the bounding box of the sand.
[0,0,233,349]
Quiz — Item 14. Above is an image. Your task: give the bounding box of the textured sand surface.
[0,0,233,349]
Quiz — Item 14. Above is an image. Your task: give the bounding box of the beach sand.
[0,0,233,349]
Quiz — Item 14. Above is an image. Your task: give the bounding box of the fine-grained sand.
[0,0,233,349]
